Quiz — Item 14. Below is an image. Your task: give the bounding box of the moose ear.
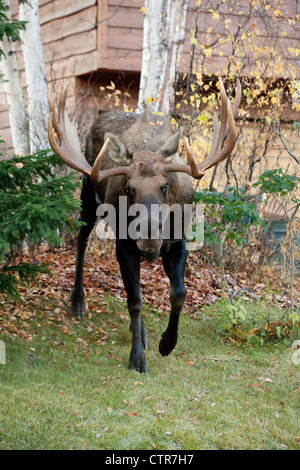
[159,127,183,162]
[104,133,133,164]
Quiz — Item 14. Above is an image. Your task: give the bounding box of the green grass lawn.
[0,297,299,450]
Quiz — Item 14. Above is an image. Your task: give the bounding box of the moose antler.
[48,83,93,175]
[48,77,240,183]
[163,76,241,179]
[48,84,133,182]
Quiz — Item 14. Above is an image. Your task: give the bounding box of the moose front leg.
[116,240,147,373]
[70,176,98,317]
[159,239,188,357]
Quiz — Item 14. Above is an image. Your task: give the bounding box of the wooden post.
[97,0,108,69]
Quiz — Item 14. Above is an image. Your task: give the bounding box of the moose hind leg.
[159,240,188,357]
[70,176,98,318]
[116,240,147,373]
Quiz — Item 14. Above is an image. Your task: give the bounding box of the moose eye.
[161,183,168,195]
[125,184,135,197]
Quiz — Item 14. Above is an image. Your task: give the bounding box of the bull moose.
[48,77,241,372]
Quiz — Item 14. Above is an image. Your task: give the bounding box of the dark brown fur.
[86,110,194,208]
[72,110,194,372]
[49,77,240,373]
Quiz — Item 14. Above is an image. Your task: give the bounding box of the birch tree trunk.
[19,0,49,153]
[0,0,29,155]
[138,0,188,115]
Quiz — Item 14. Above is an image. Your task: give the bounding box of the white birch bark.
[0,0,29,155]
[19,0,49,153]
[138,0,188,115]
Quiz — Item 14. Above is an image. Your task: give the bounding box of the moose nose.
[136,237,163,253]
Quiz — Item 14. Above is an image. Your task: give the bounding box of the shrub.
[0,149,83,297]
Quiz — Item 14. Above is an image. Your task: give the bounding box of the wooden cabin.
[1,0,300,194]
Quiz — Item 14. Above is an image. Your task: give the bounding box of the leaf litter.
[0,243,296,341]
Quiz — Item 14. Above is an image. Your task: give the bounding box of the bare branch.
[270,118,300,165]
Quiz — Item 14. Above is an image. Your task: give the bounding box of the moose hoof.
[129,351,147,374]
[128,362,147,374]
[70,304,85,319]
[70,293,85,319]
[159,333,177,357]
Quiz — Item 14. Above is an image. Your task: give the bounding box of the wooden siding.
[0,0,98,155]
[105,0,143,72]
[41,6,97,44]
[104,0,300,77]
[182,2,300,78]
